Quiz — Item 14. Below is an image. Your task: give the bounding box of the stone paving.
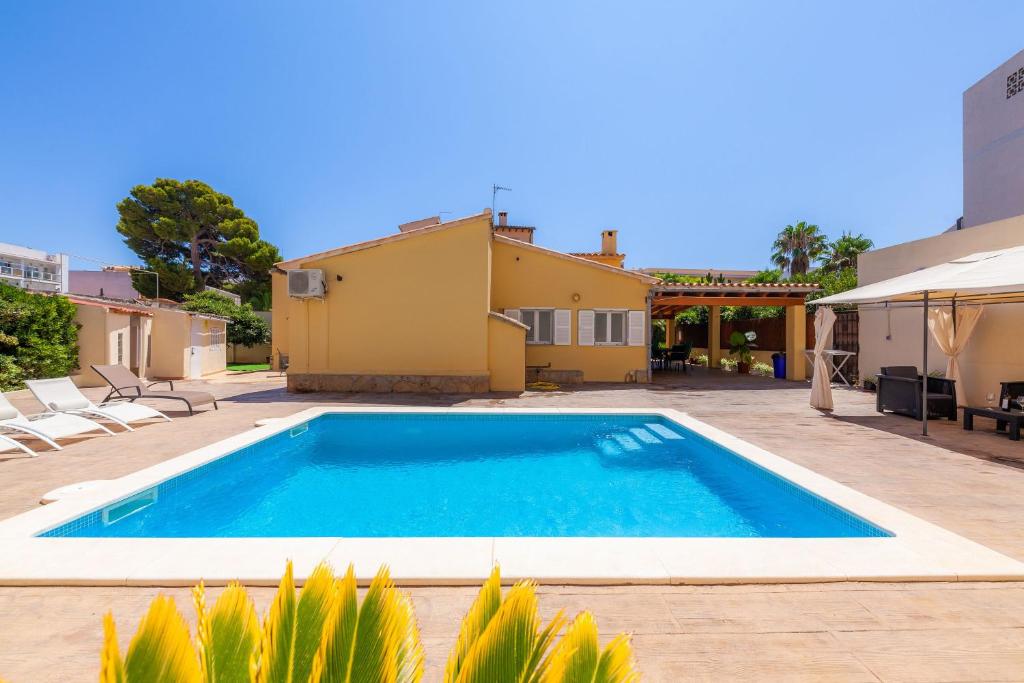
[1,369,1023,681]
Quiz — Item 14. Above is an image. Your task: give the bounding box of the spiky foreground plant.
[445,567,639,683]
[95,563,637,682]
[100,561,423,682]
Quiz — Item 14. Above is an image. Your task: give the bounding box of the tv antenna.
[491,184,511,225]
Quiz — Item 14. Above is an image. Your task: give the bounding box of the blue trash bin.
[771,353,786,379]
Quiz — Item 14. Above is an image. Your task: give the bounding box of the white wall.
[964,48,1024,228]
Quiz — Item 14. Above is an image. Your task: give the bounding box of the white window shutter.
[504,308,521,323]
[553,309,571,345]
[627,310,646,346]
[578,310,595,346]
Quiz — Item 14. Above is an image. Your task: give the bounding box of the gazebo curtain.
[810,307,837,410]
[928,306,984,408]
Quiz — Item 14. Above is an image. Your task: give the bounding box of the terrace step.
[629,427,663,444]
[645,423,685,440]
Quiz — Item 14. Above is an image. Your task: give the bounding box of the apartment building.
[0,242,69,293]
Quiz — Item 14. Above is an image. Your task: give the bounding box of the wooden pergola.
[650,282,821,380]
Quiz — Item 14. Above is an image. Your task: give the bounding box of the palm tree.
[820,232,874,273]
[771,222,828,277]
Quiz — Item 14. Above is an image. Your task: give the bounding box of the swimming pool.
[42,413,887,539]
[4,407,1023,585]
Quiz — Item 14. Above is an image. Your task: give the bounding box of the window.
[521,309,554,344]
[594,310,626,345]
[116,332,124,364]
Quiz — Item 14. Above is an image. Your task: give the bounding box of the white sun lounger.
[0,433,35,456]
[25,377,171,432]
[0,392,113,455]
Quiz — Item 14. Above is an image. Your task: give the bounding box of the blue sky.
[1,2,1022,272]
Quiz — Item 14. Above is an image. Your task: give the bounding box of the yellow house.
[272,210,657,393]
[69,295,228,387]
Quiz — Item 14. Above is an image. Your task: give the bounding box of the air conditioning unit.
[287,269,326,298]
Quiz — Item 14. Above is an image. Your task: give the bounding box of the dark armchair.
[876,366,957,421]
[667,342,693,372]
[999,381,1024,411]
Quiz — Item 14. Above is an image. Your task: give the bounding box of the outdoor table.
[963,406,1024,441]
[803,349,856,386]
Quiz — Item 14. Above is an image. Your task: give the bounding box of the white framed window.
[521,309,554,344]
[594,310,627,345]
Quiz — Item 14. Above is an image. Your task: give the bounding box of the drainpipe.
[646,293,653,382]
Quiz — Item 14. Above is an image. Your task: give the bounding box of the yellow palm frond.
[444,566,502,683]
[194,581,259,683]
[99,612,125,683]
[293,562,338,681]
[539,611,599,683]
[310,565,359,683]
[255,561,297,683]
[122,595,201,682]
[387,573,424,683]
[256,560,336,683]
[593,633,639,683]
[453,579,564,683]
[345,565,424,683]
[540,611,639,683]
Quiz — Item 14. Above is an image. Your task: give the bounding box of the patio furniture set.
[651,342,694,372]
[876,366,1024,440]
[0,365,217,457]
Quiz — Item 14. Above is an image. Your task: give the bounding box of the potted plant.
[728,330,757,374]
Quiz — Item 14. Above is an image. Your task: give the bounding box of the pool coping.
[0,406,1022,586]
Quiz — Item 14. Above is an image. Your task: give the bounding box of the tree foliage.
[805,267,859,307]
[0,283,79,390]
[819,232,874,273]
[116,178,281,304]
[652,271,726,284]
[181,291,270,348]
[771,221,828,276]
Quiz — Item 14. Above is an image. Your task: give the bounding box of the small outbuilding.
[69,295,228,387]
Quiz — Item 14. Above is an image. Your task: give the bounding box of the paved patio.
[1,369,1023,681]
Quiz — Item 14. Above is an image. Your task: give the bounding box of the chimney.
[498,211,508,226]
[601,229,618,255]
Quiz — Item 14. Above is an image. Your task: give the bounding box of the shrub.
[0,283,78,390]
[693,353,709,367]
[181,290,270,347]
[720,358,738,372]
[97,562,638,682]
[751,361,773,377]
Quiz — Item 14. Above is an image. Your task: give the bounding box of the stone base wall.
[527,368,584,384]
[288,373,491,394]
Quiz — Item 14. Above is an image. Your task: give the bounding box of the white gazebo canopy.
[815,245,1024,305]
[814,244,1024,435]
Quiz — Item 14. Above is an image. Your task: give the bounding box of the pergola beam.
[651,295,807,307]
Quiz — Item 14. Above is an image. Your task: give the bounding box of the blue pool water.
[42,413,888,538]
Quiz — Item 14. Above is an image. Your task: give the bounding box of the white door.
[189,319,204,379]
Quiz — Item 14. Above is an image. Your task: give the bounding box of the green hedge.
[0,283,79,390]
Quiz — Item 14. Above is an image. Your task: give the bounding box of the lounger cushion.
[0,405,18,420]
[49,398,91,411]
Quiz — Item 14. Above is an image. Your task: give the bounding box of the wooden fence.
[672,310,860,381]
[674,314,815,351]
